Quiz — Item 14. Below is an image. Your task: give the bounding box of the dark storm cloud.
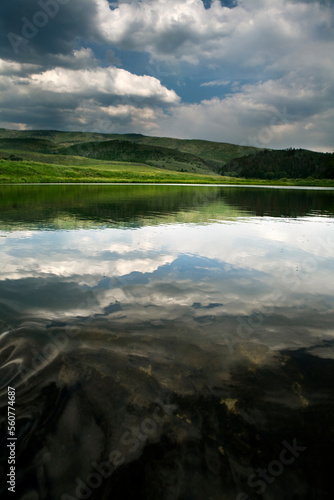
[0,0,333,150]
[0,0,99,63]
[202,0,237,8]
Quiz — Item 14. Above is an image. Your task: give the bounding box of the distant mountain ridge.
[0,129,333,180]
[0,129,261,175]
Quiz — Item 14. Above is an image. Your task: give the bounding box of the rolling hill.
[0,128,333,185]
[0,129,262,174]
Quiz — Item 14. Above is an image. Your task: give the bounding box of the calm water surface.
[0,185,334,500]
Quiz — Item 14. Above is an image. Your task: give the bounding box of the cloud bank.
[0,0,333,150]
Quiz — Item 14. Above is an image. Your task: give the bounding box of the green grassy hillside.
[0,157,225,184]
[57,140,218,174]
[0,129,333,185]
[0,129,262,173]
[0,138,58,153]
[121,136,260,169]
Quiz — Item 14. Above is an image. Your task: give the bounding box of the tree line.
[220,148,334,180]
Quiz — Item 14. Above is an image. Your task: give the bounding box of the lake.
[0,184,334,500]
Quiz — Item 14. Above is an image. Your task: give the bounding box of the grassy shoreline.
[1,158,334,187]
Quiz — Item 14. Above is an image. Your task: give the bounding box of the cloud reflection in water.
[0,185,333,499]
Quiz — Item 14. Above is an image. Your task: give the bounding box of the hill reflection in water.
[0,184,334,229]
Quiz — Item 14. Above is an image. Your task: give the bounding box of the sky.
[0,0,333,151]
